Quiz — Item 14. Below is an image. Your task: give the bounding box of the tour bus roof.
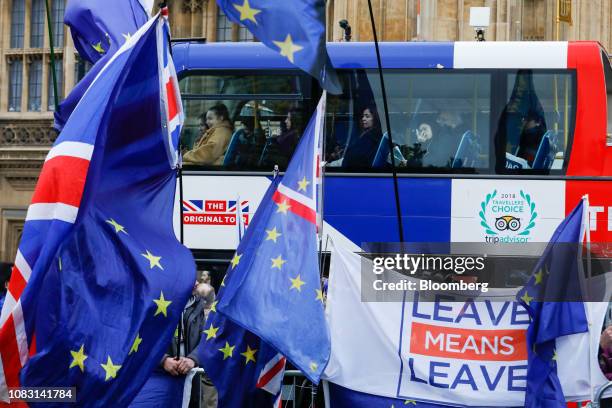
[171,41,602,75]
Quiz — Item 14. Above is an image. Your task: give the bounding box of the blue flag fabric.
[217,0,342,95]
[516,198,589,408]
[215,95,330,384]
[55,0,150,131]
[19,16,195,406]
[195,178,285,408]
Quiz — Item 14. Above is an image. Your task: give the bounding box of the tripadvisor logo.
[479,189,537,243]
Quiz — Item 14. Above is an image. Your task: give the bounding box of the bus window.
[325,70,492,173]
[179,73,314,170]
[603,51,612,146]
[499,70,575,172]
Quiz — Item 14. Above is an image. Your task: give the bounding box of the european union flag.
[4,15,195,406]
[516,198,589,408]
[217,0,342,94]
[54,0,152,131]
[210,94,329,386]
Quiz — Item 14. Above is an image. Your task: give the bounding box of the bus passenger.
[183,104,233,166]
[400,111,465,168]
[261,108,304,168]
[516,110,546,165]
[342,105,383,168]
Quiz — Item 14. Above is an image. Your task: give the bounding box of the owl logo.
[495,215,521,232]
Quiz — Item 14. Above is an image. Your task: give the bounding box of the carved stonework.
[0,121,53,190]
[182,0,205,13]
[1,122,58,146]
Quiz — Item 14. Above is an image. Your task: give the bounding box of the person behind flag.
[0,13,196,405]
[516,197,590,408]
[55,0,153,131]
[216,0,342,95]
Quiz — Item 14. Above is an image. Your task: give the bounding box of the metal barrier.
[591,381,612,408]
[188,368,316,408]
[282,370,316,408]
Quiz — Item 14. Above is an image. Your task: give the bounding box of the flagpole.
[162,0,184,360]
[44,0,60,110]
[366,0,405,243]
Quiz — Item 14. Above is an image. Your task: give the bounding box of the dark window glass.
[48,59,63,111]
[179,73,313,170]
[10,0,25,48]
[499,71,575,172]
[8,60,23,112]
[74,55,93,83]
[51,0,65,47]
[30,0,45,48]
[28,59,43,111]
[326,70,492,173]
[216,9,233,42]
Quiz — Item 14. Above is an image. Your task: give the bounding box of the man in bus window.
[183,104,233,166]
[516,110,547,165]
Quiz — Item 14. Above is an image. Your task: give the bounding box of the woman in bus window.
[262,108,304,168]
[342,105,383,168]
[183,104,233,166]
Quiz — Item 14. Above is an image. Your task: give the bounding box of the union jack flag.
[0,9,192,404]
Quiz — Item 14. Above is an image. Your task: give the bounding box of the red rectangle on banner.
[205,200,226,212]
[410,322,527,362]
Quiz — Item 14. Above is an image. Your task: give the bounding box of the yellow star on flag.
[552,350,558,361]
[271,255,287,270]
[129,334,143,355]
[219,342,235,360]
[203,324,219,340]
[521,290,534,306]
[534,270,544,285]
[276,200,291,214]
[142,250,163,270]
[210,300,218,313]
[122,32,132,42]
[241,345,257,365]
[101,356,121,381]
[290,275,305,292]
[315,289,325,303]
[404,401,417,406]
[153,292,172,317]
[69,344,87,372]
[265,227,282,243]
[221,276,227,287]
[231,253,242,268]
[106,218,128,234]
[273,34,303,64]
[233,0,261,24]
[297,176,310,192]
[309,361,318,372]
[92,42,105,54]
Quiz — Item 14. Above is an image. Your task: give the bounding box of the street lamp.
[469,7,490,42]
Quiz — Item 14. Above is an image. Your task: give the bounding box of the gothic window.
[8,59,23,112]
[74,55,93,83]
[30,0,46,48]
[238,25,254,42]
[216,8,233,42]
[51,0,66,47]
[28,59,43,111]
[10,0,25,48]
[48,58,63,111]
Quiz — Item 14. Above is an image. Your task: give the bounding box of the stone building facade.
[1,0,612,262]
